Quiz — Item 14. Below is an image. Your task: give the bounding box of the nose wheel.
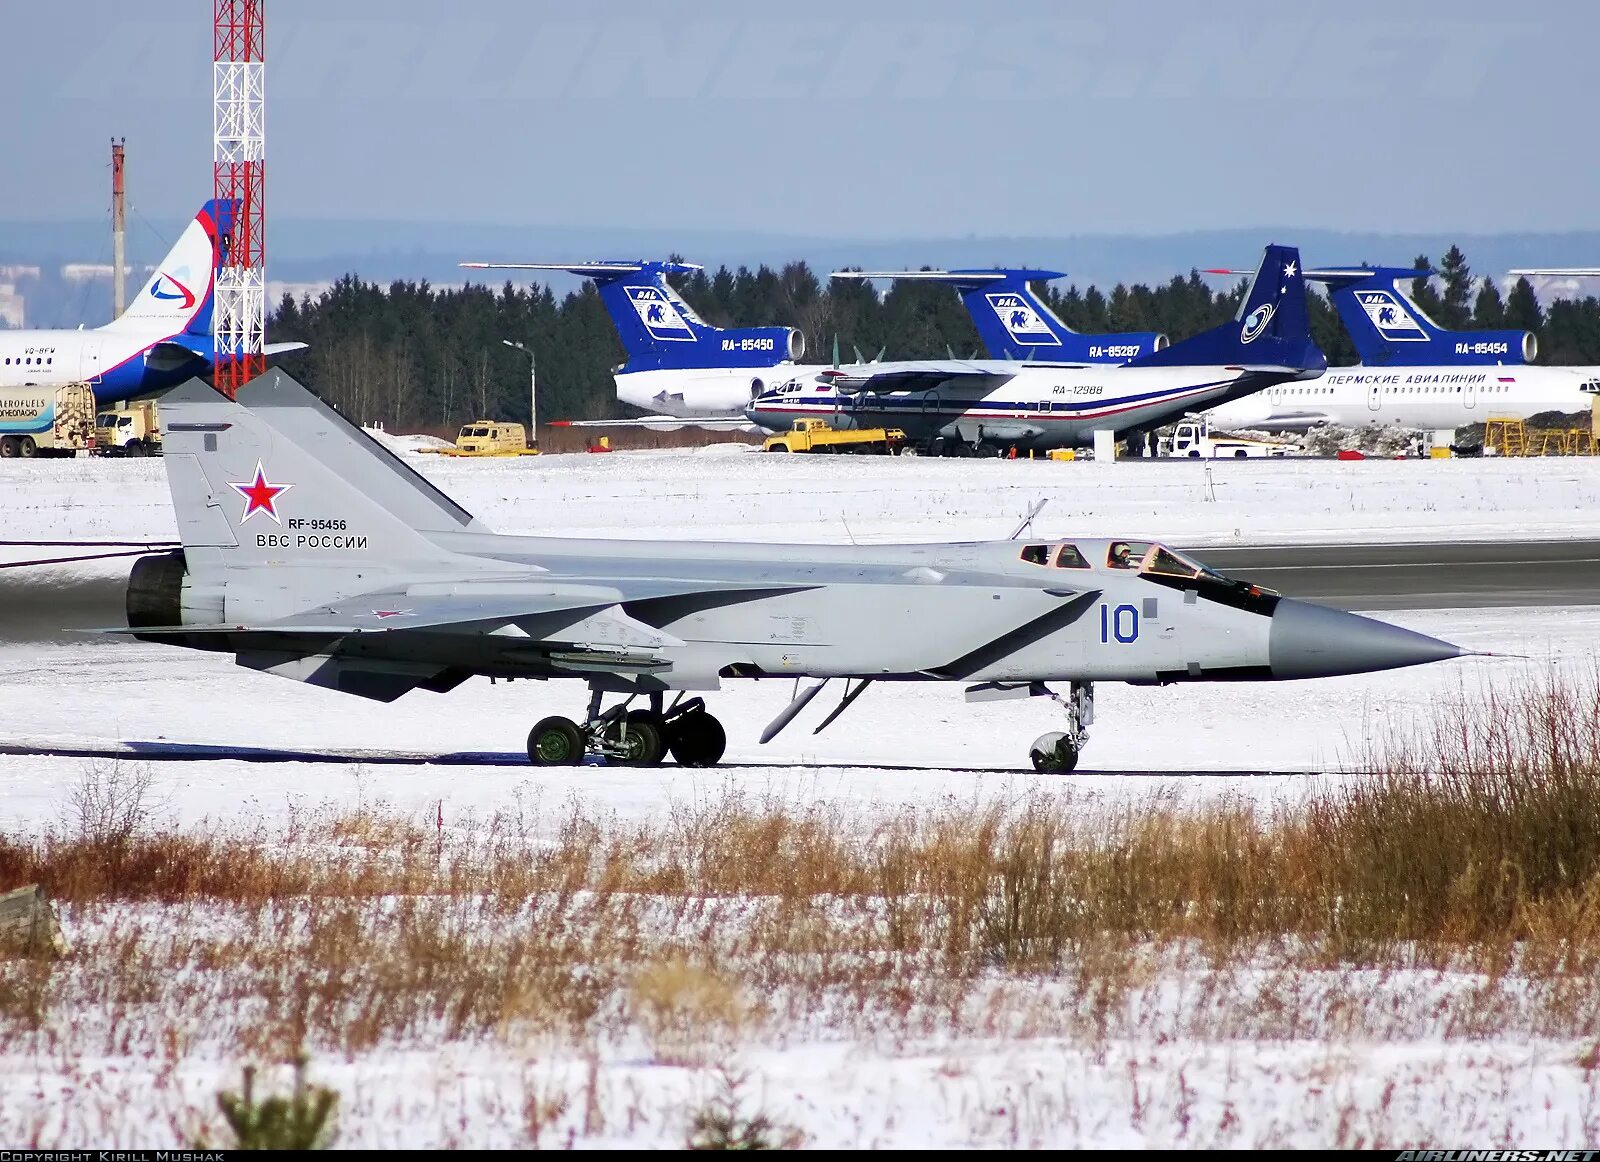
[1029,681,1093,774]
[526,692,726,767]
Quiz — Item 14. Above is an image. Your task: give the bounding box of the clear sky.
[4,0,1595,238]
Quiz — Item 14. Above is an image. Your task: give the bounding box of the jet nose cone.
[1268,599,1463,679]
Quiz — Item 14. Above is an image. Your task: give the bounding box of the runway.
[1183,539,1600,610]
[0,737,1320,776]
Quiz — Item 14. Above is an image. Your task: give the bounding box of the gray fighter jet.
[117,371,1467,772]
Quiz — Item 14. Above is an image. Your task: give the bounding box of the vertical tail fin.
[458,260,805,371]
[157,370,483,583]
[105,199,234,337]
[1131,245,1323,370]
[830,269,1166,362]
[1305,267,1536,366]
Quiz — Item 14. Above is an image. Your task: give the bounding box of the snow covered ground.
[5,444,1600,550]
[2,450,1598,1148]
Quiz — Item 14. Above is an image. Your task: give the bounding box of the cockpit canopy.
[1018,539,1210,579]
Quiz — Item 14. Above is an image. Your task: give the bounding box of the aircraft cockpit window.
[1583,379,1600,395]
[1142,546,1201,579]
[1020,544,1049,566]
[1107,540,1153,570]
[1053,544,1089,569]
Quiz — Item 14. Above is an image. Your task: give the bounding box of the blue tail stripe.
[574,261,798,372]
[180,197,235,339]
[1308,267,1532,366]
[945,269,1164,362]
[1129,245,1323,372]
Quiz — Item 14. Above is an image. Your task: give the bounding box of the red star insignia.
[370,609,413,619]
[228,461,293,524]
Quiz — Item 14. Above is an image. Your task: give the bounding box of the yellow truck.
[94,400,162,457]
[423,420,541,457]
[763,418,906,454]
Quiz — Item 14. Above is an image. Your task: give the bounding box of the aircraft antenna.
[213,0,267,398]
[1008,498,1049,540]
[110,137,126,319]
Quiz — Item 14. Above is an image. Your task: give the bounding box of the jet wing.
[1266,408,1334,424]
[103,578,815,638]
[547,416,756,432]
[144,341,212,372]
[825,360,1023,394]
[145,339,309,372]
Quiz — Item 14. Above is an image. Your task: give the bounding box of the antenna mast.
[212,0,266,397]
[110,137,126,318]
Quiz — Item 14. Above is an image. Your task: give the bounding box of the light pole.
[501,339,537,448]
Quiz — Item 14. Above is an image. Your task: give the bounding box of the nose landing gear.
[1029,681,1094,774]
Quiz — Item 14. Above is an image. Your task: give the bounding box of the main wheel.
[667,711,726,767]
[626,708,669,740]
[605,717,663,765]
[0,436,17,458]
[1029,731,1079,774]
[767,445,790,453]
[528,716,585,766]
[124,439,147,458]
[17,436,37,459]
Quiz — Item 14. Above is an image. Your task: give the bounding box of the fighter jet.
[116,371,1466,772]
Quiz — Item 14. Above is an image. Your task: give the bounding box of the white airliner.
[1201,265,1600,438]
[745,246,1326,453]
[466,248,1319,448]
[1205,363,1600,437]
[0,199,303,403]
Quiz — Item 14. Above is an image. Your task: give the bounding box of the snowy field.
[4,442,1600,548]
[3,450,1598,820]
[3,449,1599,1148]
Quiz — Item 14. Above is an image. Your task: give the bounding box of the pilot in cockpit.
[1109,541,1136,569]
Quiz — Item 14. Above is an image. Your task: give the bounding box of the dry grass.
[631,957,750,1067]
[5,673,1600,1145]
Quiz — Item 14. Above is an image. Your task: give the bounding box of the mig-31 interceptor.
[115,371,1466,772]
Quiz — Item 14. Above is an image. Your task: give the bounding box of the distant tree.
[1504,277,1544,334]
[1436,245,1474,329]
[1307,288,1355,366]
[1409,252,1444,322]
[1472,278,1506,328]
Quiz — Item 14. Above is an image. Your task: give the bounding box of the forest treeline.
[267,245,1600,431]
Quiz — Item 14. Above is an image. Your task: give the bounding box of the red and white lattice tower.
[212,0,265,397]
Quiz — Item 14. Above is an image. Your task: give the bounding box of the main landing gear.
[1027,681,1094,774]
[527,689,727,768]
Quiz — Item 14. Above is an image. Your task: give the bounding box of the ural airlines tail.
[831,268,1168,362]
[0,199,305,404]
[746,245,1326,454]
[1202,265,1600,435]
[459,260,809,422]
